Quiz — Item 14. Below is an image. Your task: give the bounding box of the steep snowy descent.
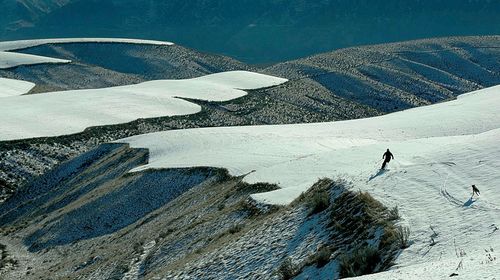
[120,85,500,278]
[0,71,287,141]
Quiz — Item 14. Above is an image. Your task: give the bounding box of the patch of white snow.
[0,77,35,97]
[0,71,287,140]
[0,51,70,69]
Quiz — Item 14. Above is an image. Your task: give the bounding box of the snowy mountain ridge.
[0,38,173,69]
[1,36,500,279]
[119,85,500,278]
[0,70,287,141]
[0,38,173,52]
[122,85,500,204]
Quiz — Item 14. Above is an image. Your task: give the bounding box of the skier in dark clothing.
[381,149,394,170]
[471,184,480,197]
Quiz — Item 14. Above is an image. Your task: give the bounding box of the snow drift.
[0,71,287,141]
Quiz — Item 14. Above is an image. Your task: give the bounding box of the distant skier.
[471,184,480,197]
[381,149,394,170]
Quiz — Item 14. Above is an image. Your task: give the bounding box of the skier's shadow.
[368,169,386,181]
[463,197,477,207]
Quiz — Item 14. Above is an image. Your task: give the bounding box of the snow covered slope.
[0,71,286,141]
[121,85,500,278]
[0,38,173,69]
[123,85,500,203]
[0,77,35,97]
[0,51,70,69]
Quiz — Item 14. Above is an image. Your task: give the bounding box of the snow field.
[351,247,499,279]
[0,71,287,140]
[121,85,500,278]
[123,85,500,204]
[0,77,35,97]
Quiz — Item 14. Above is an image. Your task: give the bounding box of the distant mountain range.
[1,0,500,63]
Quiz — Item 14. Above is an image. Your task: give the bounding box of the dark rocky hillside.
[262,36,500,115]
[0,42,253,93]
[0,143,403,279]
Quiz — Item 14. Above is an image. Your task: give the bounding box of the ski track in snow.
[121,85,500,279]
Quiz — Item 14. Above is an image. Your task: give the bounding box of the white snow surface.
[0,71,287,141]
[0,38,173,52]
[0,77,35,97]
[0,51,70,69]
[121,85,500,279]
[0,38,173,69]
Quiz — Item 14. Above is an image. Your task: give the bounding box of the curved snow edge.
[0,38,174,52]
[0,77,36,97]
[0,71,288,141]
